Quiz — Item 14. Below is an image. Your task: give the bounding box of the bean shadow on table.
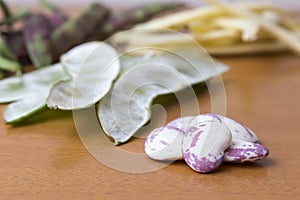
[169,157,276,175]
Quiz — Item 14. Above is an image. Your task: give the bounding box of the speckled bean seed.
[224,139,269,163]
[144,116,193,160]
[202,113,258,142]
[219,115,258,143]
[181,115,232,173]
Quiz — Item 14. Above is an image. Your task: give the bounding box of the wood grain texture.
[1,52,300,199]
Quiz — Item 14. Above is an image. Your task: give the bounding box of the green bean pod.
[0,34,21,76]
[50,3,109,61]
[39,0,68,28]
[23,13,53,68]
[92,2,184,40]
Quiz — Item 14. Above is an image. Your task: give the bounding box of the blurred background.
[6,0,300,9]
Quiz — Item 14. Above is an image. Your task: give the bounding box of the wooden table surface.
[1,52,300,199]
[2,4,300,198]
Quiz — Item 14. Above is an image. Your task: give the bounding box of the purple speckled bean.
[224,139,269,163]
[213,114,259,142]
[181,115,232,173]
[222,116,258,142]
[144,113,270,172]
[144,116,193,160]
